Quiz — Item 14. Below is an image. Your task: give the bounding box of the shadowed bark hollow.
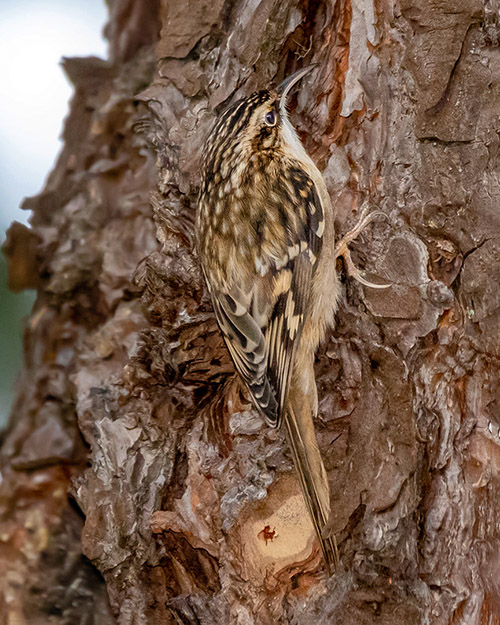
[1,0,500,623]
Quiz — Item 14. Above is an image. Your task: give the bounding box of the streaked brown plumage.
[196,66,340,569]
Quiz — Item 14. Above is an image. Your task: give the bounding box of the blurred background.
[0,0,108,428]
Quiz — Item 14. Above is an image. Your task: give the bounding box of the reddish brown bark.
[2,0,500,623]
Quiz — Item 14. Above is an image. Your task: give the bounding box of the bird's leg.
[334,207,391,289]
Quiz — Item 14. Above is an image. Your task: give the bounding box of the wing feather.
[208,166,324,427]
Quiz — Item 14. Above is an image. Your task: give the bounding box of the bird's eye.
[264,110,277,126]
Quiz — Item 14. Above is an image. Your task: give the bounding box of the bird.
[195,65,387,571]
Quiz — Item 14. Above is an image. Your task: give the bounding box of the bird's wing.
[210,166,324,427]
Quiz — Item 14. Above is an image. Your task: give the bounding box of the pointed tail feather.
[283,403,338,572]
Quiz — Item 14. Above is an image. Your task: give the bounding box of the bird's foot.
[334,207,391,289]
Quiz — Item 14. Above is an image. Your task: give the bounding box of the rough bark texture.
[2,0,500,623]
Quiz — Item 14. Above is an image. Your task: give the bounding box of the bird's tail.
[283,398,338,573]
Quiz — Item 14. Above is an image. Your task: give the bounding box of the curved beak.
[277,64,318,103]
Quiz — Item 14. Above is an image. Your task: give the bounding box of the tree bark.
[2,0,500,623]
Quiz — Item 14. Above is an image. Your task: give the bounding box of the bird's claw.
[334,208,391,290]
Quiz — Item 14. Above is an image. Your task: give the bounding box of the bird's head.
[202,66,316,174]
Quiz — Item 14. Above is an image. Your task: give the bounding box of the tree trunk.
[2,0,500,623]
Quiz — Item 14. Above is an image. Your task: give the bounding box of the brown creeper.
[196,66,384,570]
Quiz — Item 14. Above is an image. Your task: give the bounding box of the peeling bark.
[2,0,500,623]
